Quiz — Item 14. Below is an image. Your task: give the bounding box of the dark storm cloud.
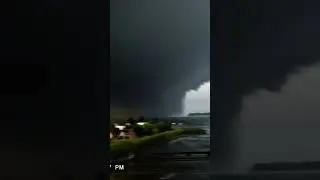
[211,1,320,171]
[110,0,210,116]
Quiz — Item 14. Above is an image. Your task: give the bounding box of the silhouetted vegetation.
[133,125,144,137]
[126,117,136,124]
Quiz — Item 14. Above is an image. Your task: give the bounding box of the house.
[118,131,128,139]
[117,129,137,139]
[111,121,137,139]
[113,123,126,131]
[125,122,131,126]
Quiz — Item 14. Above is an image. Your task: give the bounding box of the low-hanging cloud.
[211,1,320,171]
[110,0,210,117]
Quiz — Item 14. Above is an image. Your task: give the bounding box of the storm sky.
[211,1,320,172]
[183,82,210,115]
[110,0,210,117]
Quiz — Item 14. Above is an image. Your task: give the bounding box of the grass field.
[110,127,206,159]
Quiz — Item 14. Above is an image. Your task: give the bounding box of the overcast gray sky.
[183,81,210,115]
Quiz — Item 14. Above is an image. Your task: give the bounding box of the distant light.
[137,122,147,126]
